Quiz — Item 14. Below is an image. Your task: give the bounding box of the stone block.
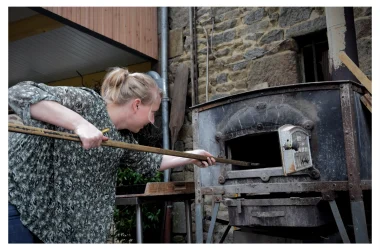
[169,7,189,29]
[232,61,249,71]
[247,51,299,87]
[215,48,230,57]
[279,7,313,27]
[235,80,248,89]
[238,20,269,36]
[245,32,263,41]
[243,7,265,25]
[172,202,186,233]
[230,71,247,81]
[263,38,299,55]
[216,73,228,84]
[357,37,372,77]
[213,7,238,16]
[244,47,267,60]
[266,7,279,14]
[216,83,234,93]
[226,54,244,64]
[171,172,185,181]
[259,29,284,45]
[355,17,372,39]
[214,19,238,32]
[184,171,194,181]
[354,7,372,18]
[285,16,326,38]
[269,13,279,23]
[214,9,241,23]
[197,7,210,18]
[230,89,246,95]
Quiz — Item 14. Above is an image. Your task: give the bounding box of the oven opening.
[226,132,282,170]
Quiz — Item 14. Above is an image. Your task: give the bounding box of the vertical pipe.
[136,204,143,243]
[189,7,195,106]
[185,200,192,243]
[326,7,359,81]
[160,7,172,243]
[160,7,171,181]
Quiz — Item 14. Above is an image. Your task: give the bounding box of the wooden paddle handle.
[8,123,260,167]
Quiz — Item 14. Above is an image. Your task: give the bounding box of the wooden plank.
[103,7,113,38]
[112,7,120,42]
[119,8,126,45]
[169,64,189,147]
[339,51,372,94]
[88,7,94,31]
[144,182,195,196]
[151,7,158,59]
[360,93,372,113]
[9,14,64,42]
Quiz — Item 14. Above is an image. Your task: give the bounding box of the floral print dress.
[8,81,162,243]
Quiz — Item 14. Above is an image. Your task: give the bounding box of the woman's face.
[131,93,161,133]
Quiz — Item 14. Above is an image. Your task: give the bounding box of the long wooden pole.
[8,123,260,167]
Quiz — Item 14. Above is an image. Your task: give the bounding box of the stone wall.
[166,7,372,243]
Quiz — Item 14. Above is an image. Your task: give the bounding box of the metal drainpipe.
[160,7,173,243]
[325,7,359,81]
[160,7,170,181]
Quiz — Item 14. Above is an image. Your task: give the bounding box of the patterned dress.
[8,81,163,243]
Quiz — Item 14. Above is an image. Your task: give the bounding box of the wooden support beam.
[9,14,64,42]
[338,51,372,94]
[360,94,372,113]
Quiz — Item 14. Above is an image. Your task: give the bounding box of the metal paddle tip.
[250,162,264,167]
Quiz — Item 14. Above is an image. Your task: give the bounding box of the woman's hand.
[74,122,108,149]
[30,100,108,149]
[186,149,216,168]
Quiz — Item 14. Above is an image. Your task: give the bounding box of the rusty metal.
[8,123,259,167]
[225,196,333,227]
[192,80,371,241]
[201,180,372,195]
[224,166,320,182]
[224,197,322,206]
[192,109,204,243]
[321,191,336,201]
[340,84,362,201]
[340,83,369,243]
[190,81,363,112]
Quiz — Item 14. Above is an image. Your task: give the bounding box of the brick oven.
[191,80,371,243]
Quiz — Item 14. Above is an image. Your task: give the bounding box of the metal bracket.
[329,199,350,243]
[206,196,222,243]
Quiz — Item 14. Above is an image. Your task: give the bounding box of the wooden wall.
[43,7,158,60]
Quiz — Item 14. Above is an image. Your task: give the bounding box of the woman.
[8,67,215,243]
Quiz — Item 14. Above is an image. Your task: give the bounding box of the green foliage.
[112,169,163,243]
[111,123,164,243]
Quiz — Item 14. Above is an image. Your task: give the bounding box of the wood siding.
[43,7,158,59]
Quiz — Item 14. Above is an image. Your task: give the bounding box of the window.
[296,30,330,82]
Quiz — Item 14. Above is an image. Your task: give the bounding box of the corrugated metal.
[44,7,158,59]
[9,25,146,86]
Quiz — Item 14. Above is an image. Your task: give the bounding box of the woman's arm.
[30,100,107,149]
[159,149,216,171]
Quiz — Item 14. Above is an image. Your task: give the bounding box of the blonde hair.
[101,67,162,105]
